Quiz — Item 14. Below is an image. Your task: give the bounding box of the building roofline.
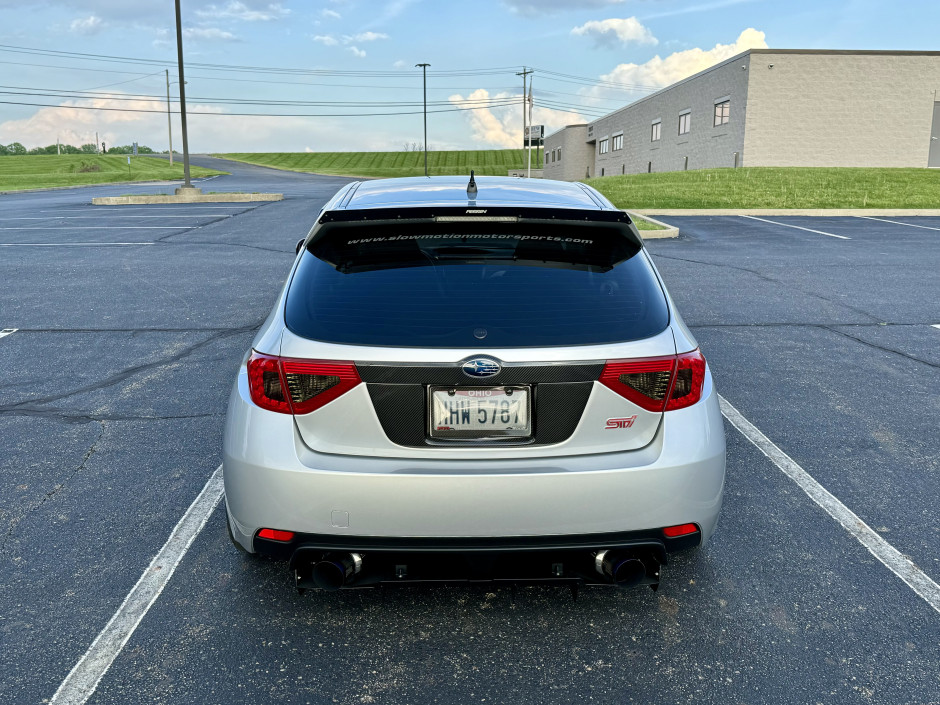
[748,48,940,56]
[588,47,940,128]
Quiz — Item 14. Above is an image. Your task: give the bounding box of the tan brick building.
[543,50,940,180]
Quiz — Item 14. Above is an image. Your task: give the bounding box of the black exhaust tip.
[597,550,648,589]
[311,553,362,591]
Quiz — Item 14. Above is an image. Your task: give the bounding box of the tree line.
[0,142,158,156]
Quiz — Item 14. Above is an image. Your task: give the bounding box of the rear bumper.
[222,369,726,552]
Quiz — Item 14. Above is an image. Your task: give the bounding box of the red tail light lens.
[247,352,291,414]
[247,352,361,415]
[665,350,706,411]
[600,349,707,412]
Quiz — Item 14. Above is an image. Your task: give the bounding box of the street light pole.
[174,0,193,189]
[516,67,532,174]
[416,63,430,177]
[165,69,173,166]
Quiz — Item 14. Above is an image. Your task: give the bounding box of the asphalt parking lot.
[1,158,938,705]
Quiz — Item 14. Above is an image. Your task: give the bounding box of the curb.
[0,175,224,196]
[92,193,283,205]
[624,211,679,239]
[633,208,940,217]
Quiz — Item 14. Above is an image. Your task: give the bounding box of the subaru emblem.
[462,358,501,378]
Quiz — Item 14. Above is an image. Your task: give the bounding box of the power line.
[0,98,522,118]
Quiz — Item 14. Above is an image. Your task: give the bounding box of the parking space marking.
[719,395,940,615]
[1,215,233,220]
[859,216,940,232]
[0,328,17,339]
[0,243,155,247]
[0,227,192,230]
[932,324,940,331]
[50,465,224,705]
[740,215,851,240]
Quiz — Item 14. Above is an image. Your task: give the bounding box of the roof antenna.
[466,170,477,199]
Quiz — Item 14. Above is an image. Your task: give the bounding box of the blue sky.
[0,0,937,152]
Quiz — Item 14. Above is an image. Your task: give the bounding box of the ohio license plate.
[429,386,531,439]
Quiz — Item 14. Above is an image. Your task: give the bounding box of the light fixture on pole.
[416,63,430,177]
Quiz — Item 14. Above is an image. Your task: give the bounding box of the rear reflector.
[663,523,699,538]
[600,349,707,412]
[257,528,295,542]
[247,352,361,415]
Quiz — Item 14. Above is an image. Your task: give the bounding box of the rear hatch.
[278,208,678,460]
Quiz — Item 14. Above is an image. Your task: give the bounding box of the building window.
[678,112,691,135]
[612,133,623,151]
[714,100,730,126]
[557,147,561,161]
[551,149,555,163]
[651,121,661,142]
[599,138,609,154]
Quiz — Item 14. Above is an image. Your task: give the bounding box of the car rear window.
[284,219,669,348]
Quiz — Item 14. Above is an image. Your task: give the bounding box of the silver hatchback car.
[223,175,725,592]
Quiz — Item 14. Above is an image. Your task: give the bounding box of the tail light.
[247,351,361,415]
[600,349,706,412]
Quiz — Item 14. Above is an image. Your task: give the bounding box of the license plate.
[429,386,531,439]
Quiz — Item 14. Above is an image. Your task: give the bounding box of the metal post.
[175,0,192,188]
[516,67,532,174]
[416,63,430,177]
[526,75,532,179]
[166,69,174,166]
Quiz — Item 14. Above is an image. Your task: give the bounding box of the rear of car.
[223,176,725,592]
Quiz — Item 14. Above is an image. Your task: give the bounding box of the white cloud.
[392,59,407,69]
[448,88,585,149]
[320,8,341,19]
[571,17,657,47]
[347,46,366,58]
[69,15,104,35]
[591,28,767,97]
[195,1,290,21]
[313,34,339,45]
[347,31,388,42]
[0,93,398,152]
[183,26,239,41]
[504,0,625,16]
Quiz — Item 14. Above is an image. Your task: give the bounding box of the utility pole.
[526,74,533,179]
[174,0,194,191]
[165,69,174,166]
[95,131,99,154]
[516,67,532,175]
[416,63,430,177]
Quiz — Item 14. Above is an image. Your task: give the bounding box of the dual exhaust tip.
[311,552,363,591]
[305,549,656,591]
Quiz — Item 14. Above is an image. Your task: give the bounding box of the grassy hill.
[587,167,940,210]
[217,150,541,178]
[0,155,223,191]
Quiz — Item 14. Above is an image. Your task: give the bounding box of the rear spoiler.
[305,206,641,249]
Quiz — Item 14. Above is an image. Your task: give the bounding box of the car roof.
[338,176,614,212]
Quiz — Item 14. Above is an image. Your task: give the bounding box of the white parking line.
[932,324,940,331]
[50,465,224,705]
[0,227,190,230]
[719,395,940,615]
[1,215,232,220]
[859,216,940,232]
[0,328,17,339]
[0,243,154,247]
[740,215,851,240]
[50,396,940,705]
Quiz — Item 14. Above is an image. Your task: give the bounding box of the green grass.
[631,215,666,230]
[587,167,940,209]
[217,150,542,177]
[0,155,224,191]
